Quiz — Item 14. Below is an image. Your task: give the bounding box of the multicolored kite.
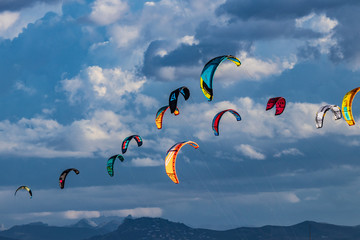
[155,106,180,129]
[15,186,32,198]
[200,55,241,101]
[169,86,190,114]
[342,87,360,126]
[107,154,124,177]
[266,97,286,115]
[165,141,199,184]
[212,109,241,136]
[122,135,143,154]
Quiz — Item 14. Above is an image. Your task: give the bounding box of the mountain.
[69,217,124,233]
[71,219,98,229]
[2,217,360,240]
[0,221,107,240]
[87,218,360,240]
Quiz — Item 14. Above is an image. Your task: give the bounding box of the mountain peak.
[72,218,97,228]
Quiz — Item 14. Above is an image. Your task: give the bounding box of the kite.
[315,105,342,128]
[59,168,80,189]
[107,154,125,177]
[155,106,180,129]
[212,109,241,136]
[342,87,360,126]
[14,186,32,198]
[169,86,190,114]
[165,141,199,184]
[122,135,143,154]
[200,55,241,101]
[266,97,286,115]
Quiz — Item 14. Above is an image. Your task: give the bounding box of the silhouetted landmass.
[87,217,360,240]
[2,217,360,240]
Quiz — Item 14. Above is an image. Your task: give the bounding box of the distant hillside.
[0,220,116,240]
[87,217,360,240]
[2,217,360,240]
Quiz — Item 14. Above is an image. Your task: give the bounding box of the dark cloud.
[0,0,61,12]
[142,18,321,80]
[326,6,360,67]
[297,45,321,60]
[216,0,360,20]
[0,12,100,122]
[217,0,360,67]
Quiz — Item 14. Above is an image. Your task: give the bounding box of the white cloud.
[0,2,62,39]
[13,207,163,221]
[61,66,146,106]
[215,52,297,83]
[64,210,101,219]
[296,13,338,34]
[89,0,129,26]
[110,25,140,48]
[145,2,156,7]
[178,35,199,46]
[228,191,300,204]
[0,109,139,158]
[14,81,36,95]
[157,67,176,80]
[0,11,19,32]
[274,148,304,158]
[235,144,266,160]
[296,13,338,54]
[131,157,163,167]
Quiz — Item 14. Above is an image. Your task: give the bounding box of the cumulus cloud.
[296,13,338,54]
[0,109,147,158]
[89,0,128,26]
[110,25,140,48]
[235,144,266,160]
[0,1,62,39]
[216,52,297,83]
[61,66,147,106]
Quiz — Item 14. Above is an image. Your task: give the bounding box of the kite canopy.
[107,154,125,177]
[122,135,143,154]
[212,109,241,136]
[15,186,32,198]
[342,87,360,126]
[155,105,180,129]
[266,97,286,115]
[59,168,80,189]
[200,55,241,101]
[169,86,190,114]
[315,105,342,128]
[165,141,199,184]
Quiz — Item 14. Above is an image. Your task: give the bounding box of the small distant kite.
[200,55,241,101]
[315,105,342,128]
[266,97,286,115]
[59,168,80,189]
[165,141,199,184]
[122,135,143,154]
[107,154,125,177]
[212,109,241,136]
[342,87,360,126]
[155,105,180,129]
[169,86,190,114]
[15,186,32,198]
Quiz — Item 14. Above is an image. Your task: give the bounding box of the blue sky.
[0,0,360,230]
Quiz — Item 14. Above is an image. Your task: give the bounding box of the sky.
[0,0,360,231]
